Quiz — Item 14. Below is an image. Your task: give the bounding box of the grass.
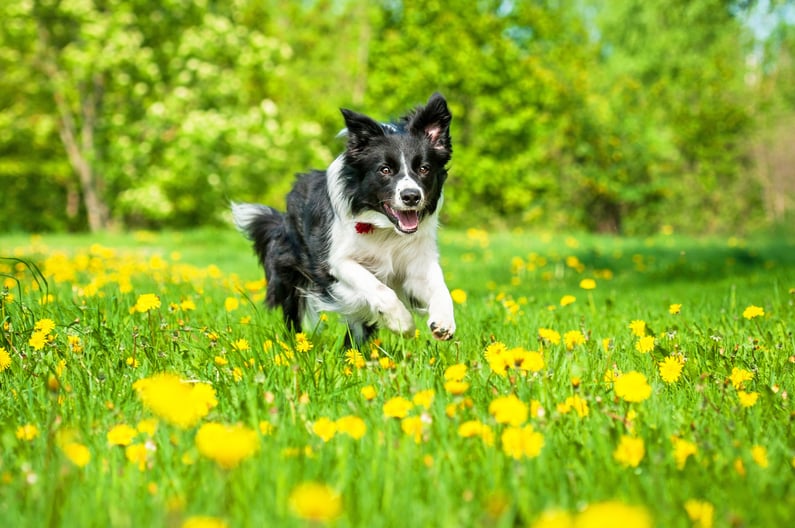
[1,228,794,527]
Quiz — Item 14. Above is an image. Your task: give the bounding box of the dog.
[232,93,456,344]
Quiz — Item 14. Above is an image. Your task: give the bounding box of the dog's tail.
[231,202,286,264]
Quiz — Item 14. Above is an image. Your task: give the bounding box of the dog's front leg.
[406,262,456,341]
[331,259,415,336]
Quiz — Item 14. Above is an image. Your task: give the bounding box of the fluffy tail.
[231,202,285,264]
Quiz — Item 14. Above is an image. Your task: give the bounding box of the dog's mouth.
[383,204,421,234]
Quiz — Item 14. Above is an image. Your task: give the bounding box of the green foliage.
[0,0,792,233]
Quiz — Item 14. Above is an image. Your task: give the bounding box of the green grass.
[1,228,794,527]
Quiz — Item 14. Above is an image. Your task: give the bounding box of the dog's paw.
[429,318,455,341]
[382,301,416,337]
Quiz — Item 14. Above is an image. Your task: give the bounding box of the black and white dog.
[232,93,456,344]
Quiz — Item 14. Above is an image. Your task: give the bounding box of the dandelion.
[0,347,11,372]
[107,424,138,446]
[613,435,645,468]
[557,395,589,418]
[288,482,342,522]
[412,389,435,410]
[62,442,91,468]
[182,516,229,528]
[457,420,495,446]
[635,335,655,354]
[360,385,377,400]
[29,331,48,351]
[134,293,161,313]
[629,320,646,337]
[224,297,239,312]
[444,363,467,381]
[659,356,684,384]
[125,444,149,471]
[500,425,544,460]
[231,338,249,352]
[669,303,682,315]
[576,501,652,528]
[401,416,425,443]
[563,330,586,350]
[345,349,366,369]
[560,294,576,306]
[672,436,697,470]
[579,278,596,290]
[614,371,652,403]
[538,328,561,345]
[742,305,764,319]
[444,380,470,395]
[684,499,714,528]
[294,333,313,353]
[517,349,545,373]
[751,445,768,468]
[16,424,39,441]
[34,318,56,334]
[450,288,467,304]
[531,509,574,528]
[737,390,759,408]
[383,396,413,419]
[133,373,218,429]
[195,422,259,469]
[312,417,337,442]
[484,342,509,375]
[489,394,528,426]
[335,416,366,440]
[137,419,158,437]
[729,367,754,390]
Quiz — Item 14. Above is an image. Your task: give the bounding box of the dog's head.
[339,93,452,234]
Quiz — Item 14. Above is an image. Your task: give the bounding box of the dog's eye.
[418,164,431,175]
[379,165,392,176]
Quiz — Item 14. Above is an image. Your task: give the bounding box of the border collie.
[232,93,456,344]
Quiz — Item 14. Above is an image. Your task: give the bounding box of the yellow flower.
[133,373,218,429]
[29,331,48,351]
[182,516,228,528]
[107,424,138,446]
[742,305,764,319]
[684,499,714,528]
[737,390,759,408]
[614,371,652,403]
[484,341,509,375]
[489,394,528,426]
[672,436,697,470]
[180,298,196,311]
[335,415,366,440]
[563,330,586,351]
[258,421,275,436]
[658,356,684,384]
[669,303,682,315]
[383,396,413,419]
[557,395,589,418]
[500,425,544,460]
[538,328,561,345]
[531,509,575,528]
[634,335,655,354]
[360,385,377,400]
[345,349,366,369]
[579,278,596,290]
[137,419,158,437]
[0,346,11,372]
[457,420,495,446]
[224,297,239,312]
[450,288,467,304]
[559,295,576,307]
[294,333,313,353]
[401,416,425,443]
[16,424,39,441]
[134,293,161,313]
[444,363,468,381]
[34,318,56,334]
[751,445,769,468]
[613,435,645,468]
[729,367,754,390]
[125,443,149,471]
[312,417,337,442]
[62,442,91,468]
[288,482,342,522]
[576,501,652,528]
[412,389,435,410]
[195,422,259,469]
[231,338,249,352]
[628,320,646,337]
[517,349,545,373]
[444,380,470,395]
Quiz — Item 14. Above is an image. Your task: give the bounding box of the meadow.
[1,228,793,527]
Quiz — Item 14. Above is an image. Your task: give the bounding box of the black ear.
[340,108,386,156]
[407,93,452,153]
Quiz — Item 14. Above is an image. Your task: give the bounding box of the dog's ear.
[408,93,452,154]
[340,109,386,157]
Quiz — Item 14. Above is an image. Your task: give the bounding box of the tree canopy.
[1,0,794,234]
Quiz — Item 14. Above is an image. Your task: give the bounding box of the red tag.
[355,222,374,234]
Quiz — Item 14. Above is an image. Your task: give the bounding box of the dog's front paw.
[429,318,455,341]
[382,300,416,337]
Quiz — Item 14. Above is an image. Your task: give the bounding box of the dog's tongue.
[397,210,419,232]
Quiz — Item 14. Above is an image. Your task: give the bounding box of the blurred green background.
[1,0,794,235]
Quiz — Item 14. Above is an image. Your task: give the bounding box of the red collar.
[355,222,374,234]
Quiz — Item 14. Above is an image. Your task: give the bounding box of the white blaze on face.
[393,152,424,208]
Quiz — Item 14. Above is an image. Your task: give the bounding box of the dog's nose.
[400,189,421,207]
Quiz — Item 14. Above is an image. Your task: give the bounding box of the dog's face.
[340,93,452,234]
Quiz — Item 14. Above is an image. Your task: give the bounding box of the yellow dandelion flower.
[672,436,697,470]
[576,501,652,528]
[180,298,196,311]
[134,293,161,313]
[538,328,561,345]
[0,347,11,372]
[62,442,91,468]
[29,330,48,351]
[613,435,645,468]
[558,395,589,418]
[500,425,544,460]
[563,330,586,351]
[107,424,138,446]
[742,305,764,319]
[294,333,313,353]
[137,419,158,437]
[231,338,249,352]
[133,374,218,429]
[457,420,495,446]
[489,394,528,426]
[345,349,366,369]
[401,416,425,443]
[559,294,576,307]
[484,341,509,375]
[737,390,759,408]
[659,356,684,384]
[312,417,337,442]
[669,303,682,315]
[288,482,342,523]
[34,318,56,334]
[531,509,575,528]
[450,288,467,304]
[16,424,39,441]
[444,363,467,381]
[579,278,596,290]
[360,385,377,400]
[224,297,239,312]
[614,371,652,403]
[258,421,275,436]
[635,335,655,354]
[195,422,259,469]
[412,389,435,410]
[751,445,768,468]
[684,499,714,528]
[729,367,754,390]
[383,396,413,419]
[517,350,545,373]
[628,320,646,337]
[444,380,470,395]
[734,457,746,477]
[335,415,366,440]
[125,443,149,471]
